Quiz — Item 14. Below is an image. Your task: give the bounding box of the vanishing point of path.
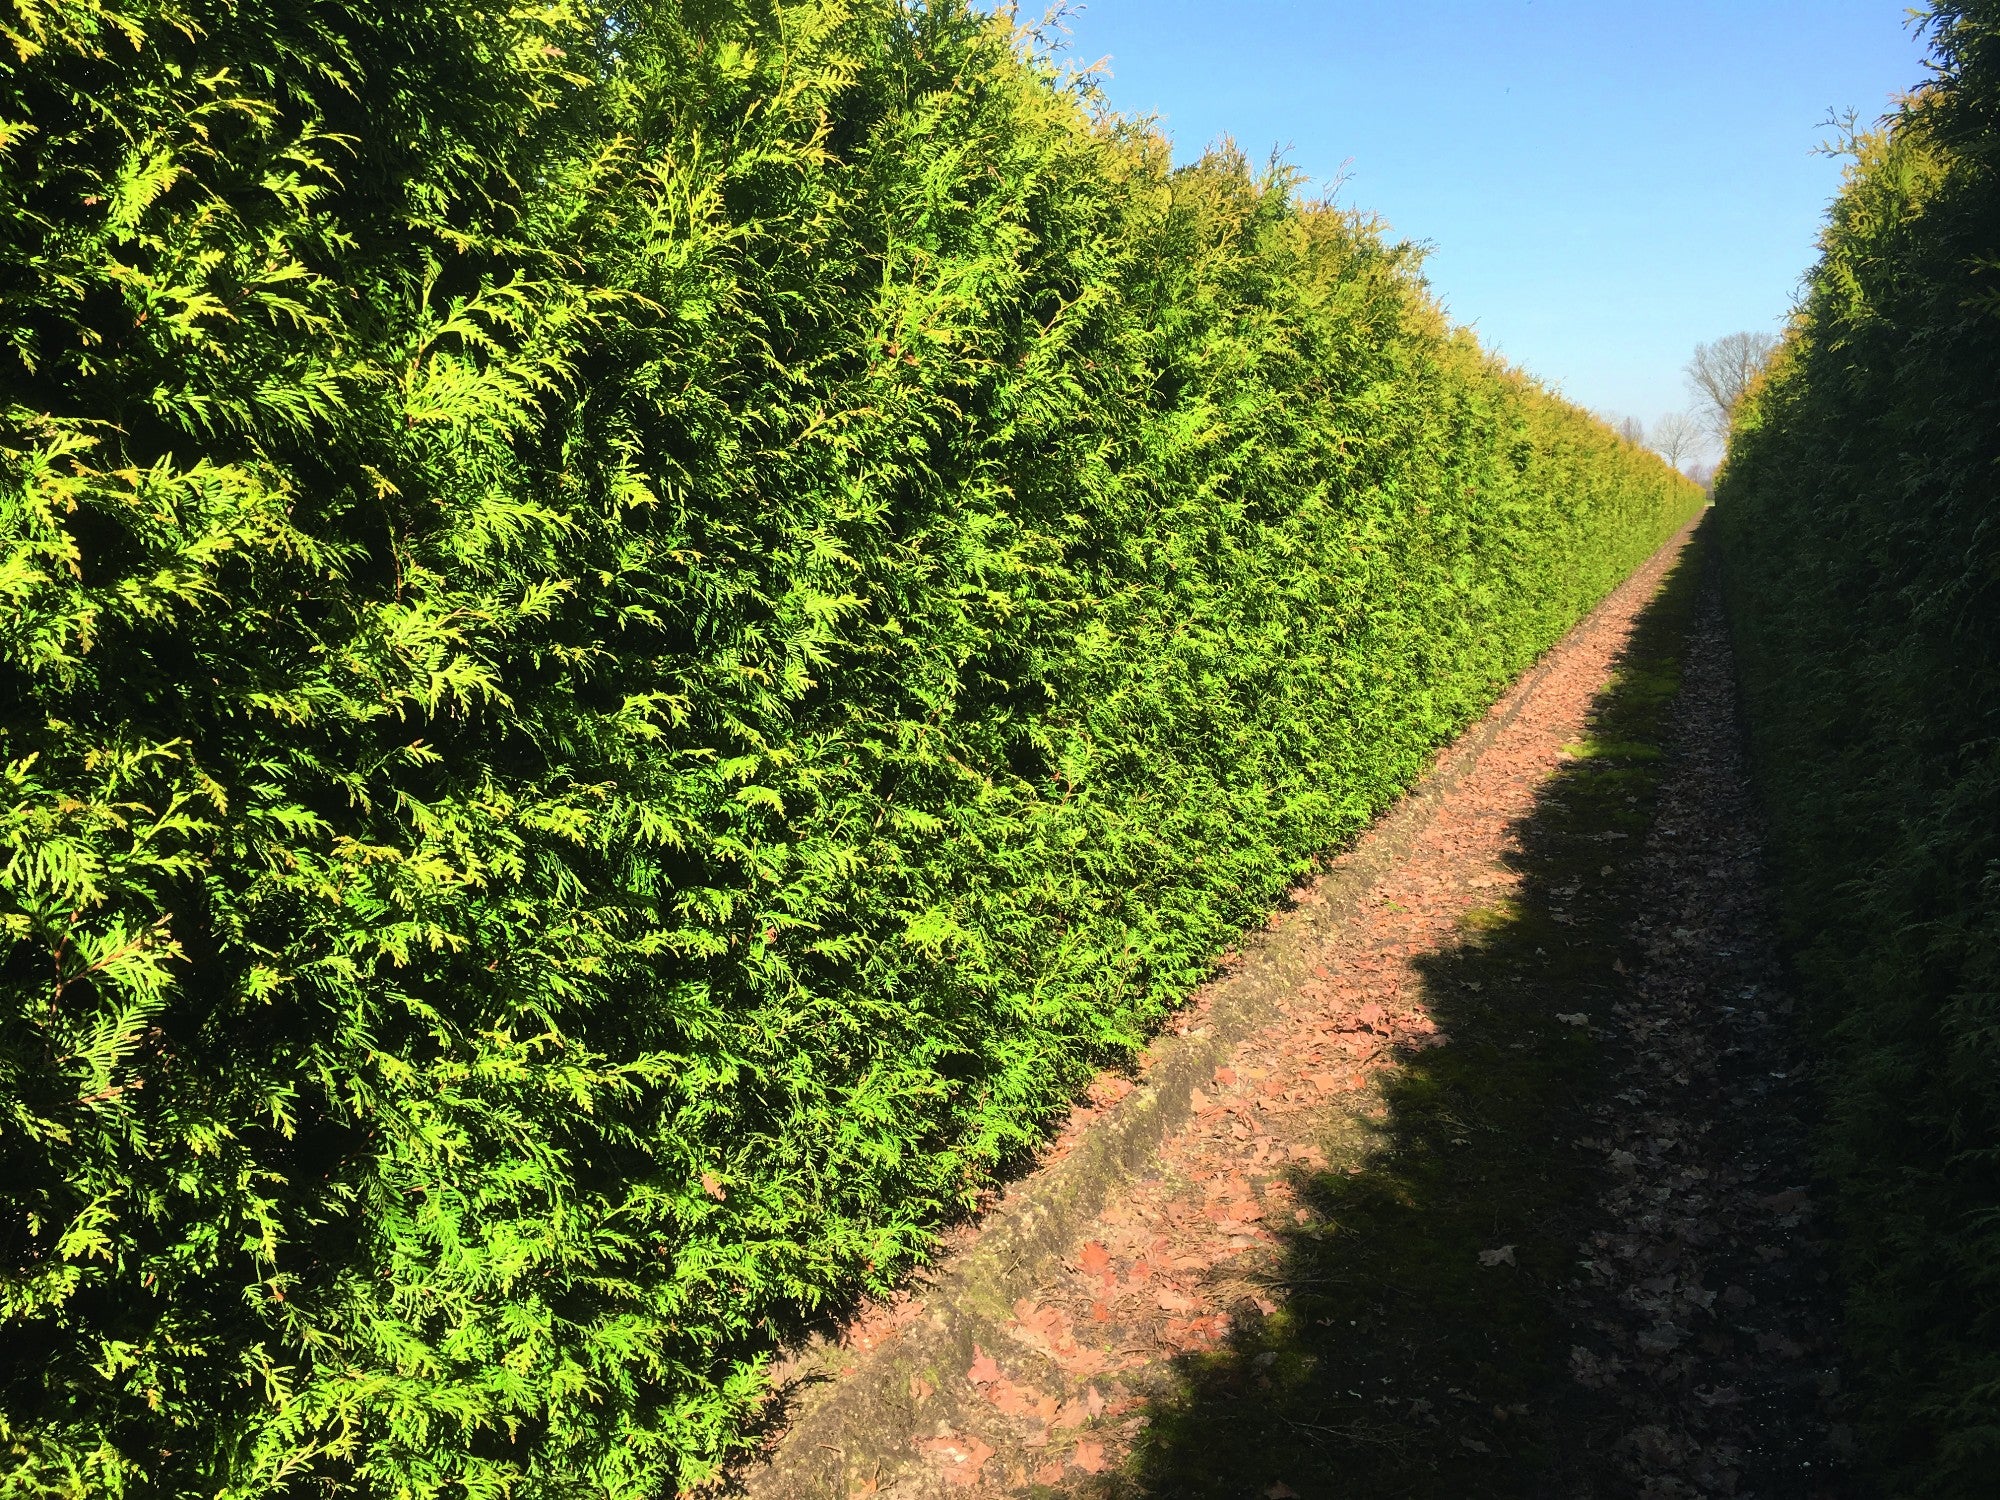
[746,522,1851,1499]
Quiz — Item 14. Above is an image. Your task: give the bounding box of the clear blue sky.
[1037,1,1928,446]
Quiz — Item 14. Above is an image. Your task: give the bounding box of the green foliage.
[1715,4,2000,1492]
[0,0,1698,1491]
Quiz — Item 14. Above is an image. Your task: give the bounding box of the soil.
[741,520,1850,1500]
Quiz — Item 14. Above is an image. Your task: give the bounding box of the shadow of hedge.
[1096,531,1707,1500]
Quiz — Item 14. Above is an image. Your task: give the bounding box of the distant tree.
[1687,332,1780,438]
[1652,410,1703,470]
[1618,415,1646,446]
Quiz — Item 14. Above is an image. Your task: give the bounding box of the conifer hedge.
[1716,4,2000,1492]
[0,1,1697,1491]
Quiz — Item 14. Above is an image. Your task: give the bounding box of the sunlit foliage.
[0,1,1697,1491]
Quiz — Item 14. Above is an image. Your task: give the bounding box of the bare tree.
[1687,332,1780,438]
[1618,415,1646,446]
[1652,410,1703,470]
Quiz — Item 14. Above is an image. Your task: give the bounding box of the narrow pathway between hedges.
[744,521,1852,1500]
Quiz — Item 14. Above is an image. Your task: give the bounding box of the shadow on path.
[1096,522,1845,1499]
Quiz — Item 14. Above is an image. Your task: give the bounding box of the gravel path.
[745,524,1848,1499]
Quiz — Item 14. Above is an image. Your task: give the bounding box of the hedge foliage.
[0,1,1697,1491]
[1716,4,2000,1493]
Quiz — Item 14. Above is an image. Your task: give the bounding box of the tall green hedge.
[0,1,1697,1491]
[1715,4,2000,1493]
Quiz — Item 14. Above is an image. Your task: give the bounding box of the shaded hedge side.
[0,1,1698,1492]
[1716,4,2000,1493]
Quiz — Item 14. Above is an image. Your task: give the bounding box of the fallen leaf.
[967,1347,1003,1386]
[990,1379,1041,1417]
[1078,1241,1111,1275]
[1054,1344,1109,1377]
[1071,1439,1107,1474]
[1639,1323,1687,1353]
[919,1432,996,1488]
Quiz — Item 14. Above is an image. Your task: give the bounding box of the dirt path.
[1553,545,1849,1499]
[743,523,1848,1499]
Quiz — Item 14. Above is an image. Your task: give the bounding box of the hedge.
[0,1,1698,1492]
[1715,4,2000,1493]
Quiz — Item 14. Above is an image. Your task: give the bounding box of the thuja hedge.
[1715,5,2000,1493]
[0,1,1697,1491]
